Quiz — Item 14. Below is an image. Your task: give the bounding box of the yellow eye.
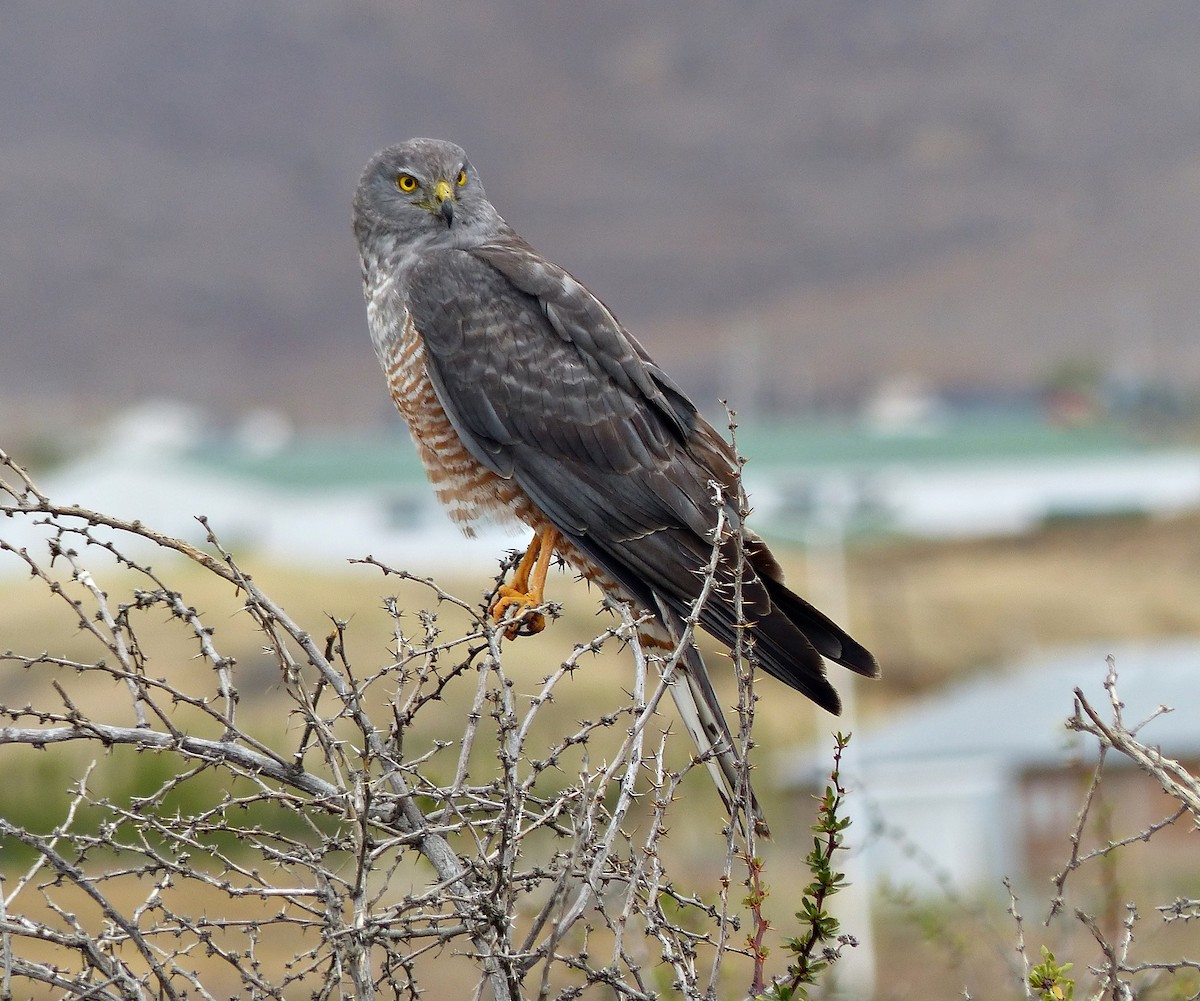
[455,169,468,187]
[396,173,419,193]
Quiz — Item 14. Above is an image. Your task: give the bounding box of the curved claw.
[491,586,547,638]
[489,526,558,639]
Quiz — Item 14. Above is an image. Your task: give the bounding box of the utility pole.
[805,474,877,1000]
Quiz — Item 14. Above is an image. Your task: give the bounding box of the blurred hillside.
[4,1,1200,433]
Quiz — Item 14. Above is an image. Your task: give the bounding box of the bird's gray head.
[353,138,500,256]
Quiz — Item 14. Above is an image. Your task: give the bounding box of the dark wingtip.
[759,574,881,682]
[768,639,844,714]
[820,685,844,716]
[836,636,882,679]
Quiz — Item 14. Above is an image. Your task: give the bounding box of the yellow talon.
[490,526,558,638]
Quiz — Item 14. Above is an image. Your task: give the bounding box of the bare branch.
[1067,658,1200,823]
[2,445,806,1000]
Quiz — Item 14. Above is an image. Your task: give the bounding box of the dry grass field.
[2,509,1198,998]
[8,505,1198,771]
[846,509,1200,696]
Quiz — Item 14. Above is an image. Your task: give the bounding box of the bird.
[353,138,879,833]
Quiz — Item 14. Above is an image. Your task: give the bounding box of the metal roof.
[180,415,1152,492]
[838,639,1200,773]
[732,415,1143,471]
[186,434,429,490]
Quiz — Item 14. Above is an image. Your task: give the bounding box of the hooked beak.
[434,179,455,226]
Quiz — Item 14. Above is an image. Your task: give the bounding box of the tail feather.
[652,599,769,838]
[703,545,879,715]
[759,572,880,678]
[741,611,843,714]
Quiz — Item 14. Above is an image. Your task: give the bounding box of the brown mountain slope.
[4,1,1200,431]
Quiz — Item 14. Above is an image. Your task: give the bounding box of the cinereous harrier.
[353,138,878,831]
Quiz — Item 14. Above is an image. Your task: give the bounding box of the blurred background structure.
[5,2,1200,439]
[4,5,1200,998]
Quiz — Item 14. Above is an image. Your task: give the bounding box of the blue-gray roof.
[843,640,1200,772]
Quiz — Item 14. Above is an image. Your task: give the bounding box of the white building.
[783,640,1200,897]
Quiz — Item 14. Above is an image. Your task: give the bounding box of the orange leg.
[491,527,559,638]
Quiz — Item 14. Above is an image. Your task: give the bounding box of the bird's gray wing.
[406,246,719,551]
[405,242,847,710]
[470,234,701,442]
